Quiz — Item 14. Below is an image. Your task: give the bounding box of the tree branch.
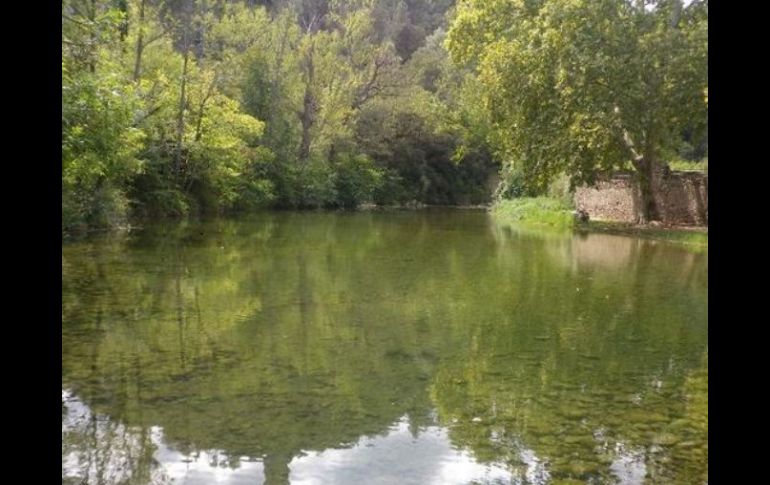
[62,13,92,29]
[144,28,171,47]
[613,105,643,164]
[351,54,393,110]
[195,72,219,141]
[133,105,163,127]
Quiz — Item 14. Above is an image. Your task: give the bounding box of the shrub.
[547,173,574,206]
[331,154,384,209]
[293,159,338,209]
[495,166,541,200]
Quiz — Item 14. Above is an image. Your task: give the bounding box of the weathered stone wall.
[575,174,637,223]
[574,171,708,226]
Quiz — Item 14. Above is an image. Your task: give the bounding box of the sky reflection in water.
[62,211,707,484]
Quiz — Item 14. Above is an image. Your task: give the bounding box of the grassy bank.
[491,197,575,229]
[580,220,708,249]
[492,197,708,250]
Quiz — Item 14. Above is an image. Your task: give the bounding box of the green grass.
[493,197,708,252]
[669,158,708,173]
[492,197,575,229]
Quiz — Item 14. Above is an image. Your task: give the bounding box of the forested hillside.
[63,0,707,234]
[63,0,498,234]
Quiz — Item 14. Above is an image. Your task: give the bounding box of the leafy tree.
[59,0,698,231]
[447,0,708,222]
[63,1,146,232]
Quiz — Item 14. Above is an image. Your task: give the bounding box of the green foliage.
[331,153,384,208]
[447,0,708,221]
[356,102,497,206]
[61,0,501,233]
[62,60,145,232]
[372,170,411,206]
[294,160,338,209]
[495,167,540,200]
[668,158,708,173]
[62,0,705,232]
[62,0,708,231]
[547,172,574,205]
[62,0,285,233]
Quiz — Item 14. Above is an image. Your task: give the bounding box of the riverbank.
[490,197,708,249]
[65,201,708,252]
[358,203,489,211]
[491,198,575,229]
[578,220,708,249]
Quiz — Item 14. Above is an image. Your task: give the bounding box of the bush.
[294,159,338,209]
[331,154,384,209]
[128,152,191,219]
[232,178,276,211]
[63,183,131,237]
[62,188,87,237]
[547,173,574,206]
[86,184,131,228]
[495,166,541,200]
[372,170,411,206]
[134,187,190,219]
[62,64,144,235]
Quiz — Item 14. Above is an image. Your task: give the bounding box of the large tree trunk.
[634,157,659,224]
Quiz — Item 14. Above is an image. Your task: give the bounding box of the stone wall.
[574,171,708,226]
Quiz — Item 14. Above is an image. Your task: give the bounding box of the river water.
[62,210,707,484]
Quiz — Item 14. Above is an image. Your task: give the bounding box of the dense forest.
[62,0,707,234]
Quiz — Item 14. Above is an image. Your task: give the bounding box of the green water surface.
[62,210,707,485]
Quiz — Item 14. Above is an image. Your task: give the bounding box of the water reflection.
[64,390,516,485]
[62,390,169,485]
[609,443,647,485]
[63,211,707,484]
[288,416,514,485]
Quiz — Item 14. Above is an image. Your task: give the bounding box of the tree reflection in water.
[63,211,707,484]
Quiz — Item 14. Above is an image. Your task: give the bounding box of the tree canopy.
[63,0,501,236]
[447,0,708,222]
[63,0,707,233]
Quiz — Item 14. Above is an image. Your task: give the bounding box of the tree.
[62,0,502,231]
[447,0,708,223]
[63,0,146,232]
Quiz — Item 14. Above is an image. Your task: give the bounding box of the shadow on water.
[63,210,707,484]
